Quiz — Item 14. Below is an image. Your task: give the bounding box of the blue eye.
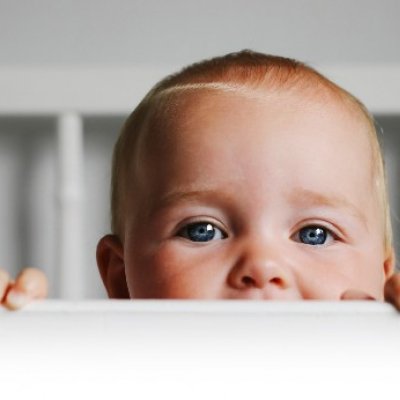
[178,222,226,242]
[298,226,330,246]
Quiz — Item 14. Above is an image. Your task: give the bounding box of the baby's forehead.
[137,87,375,187]
[137,87,379,215]
[139,86,375,199]
[145,85,371,142]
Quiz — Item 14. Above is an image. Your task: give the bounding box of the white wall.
[0,0,399,66]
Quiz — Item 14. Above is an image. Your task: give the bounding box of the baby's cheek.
[126,247,181,297]
[324,248,385,299]
[292,247,378,299]
[359,260,387,300]
[128,241,226,298]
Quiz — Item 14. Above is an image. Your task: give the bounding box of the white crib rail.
[0,301,399,399]
[56,113,85,299]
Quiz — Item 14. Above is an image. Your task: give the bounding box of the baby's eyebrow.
[156,189,228,208]
[289,188,368,227]
[148,188,230,216]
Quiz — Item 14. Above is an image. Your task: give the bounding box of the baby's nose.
[227,242,299,298]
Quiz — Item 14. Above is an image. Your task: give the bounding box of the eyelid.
[293,219,343,239]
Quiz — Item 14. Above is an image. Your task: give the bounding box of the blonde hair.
[111,50,393,257]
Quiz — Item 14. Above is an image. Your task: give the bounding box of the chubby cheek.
[300,246,386,300]
[346,249,386,300]
[125,241,229,299]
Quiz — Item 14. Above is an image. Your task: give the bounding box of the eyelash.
[176,220,339,246]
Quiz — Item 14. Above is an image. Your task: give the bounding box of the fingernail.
[6,290,30,310]
[341,289,376,300]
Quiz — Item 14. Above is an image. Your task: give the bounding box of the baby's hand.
[341,273,400,311]
[0,267,48,310]
[384,273,400,311]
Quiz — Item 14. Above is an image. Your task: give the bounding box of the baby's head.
[97,50,395,300]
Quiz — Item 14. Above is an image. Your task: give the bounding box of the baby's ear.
[384,248,396,279]
[96,234,130,299]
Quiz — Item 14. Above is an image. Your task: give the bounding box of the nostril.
[242,276,255,287]
[240,275,287,289]
[270,277,285,288]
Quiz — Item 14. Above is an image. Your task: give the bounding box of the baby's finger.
[384,274,400,311]
[0,268,12,302]
[5,267,48,310]
[340,289,376,301]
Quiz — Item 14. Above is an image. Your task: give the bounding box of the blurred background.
[0,0,399,298]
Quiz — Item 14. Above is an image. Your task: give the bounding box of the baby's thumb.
[5,268,48,310]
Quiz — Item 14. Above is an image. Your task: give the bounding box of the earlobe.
[384,248,396,279]
[96,234,130,299]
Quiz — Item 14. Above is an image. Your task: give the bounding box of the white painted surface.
[0,301,399,399]
[56,113,85,298]
[1,0,399,65]
[0,298,396,313]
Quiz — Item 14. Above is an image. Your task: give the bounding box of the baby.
[1,50,400,307]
